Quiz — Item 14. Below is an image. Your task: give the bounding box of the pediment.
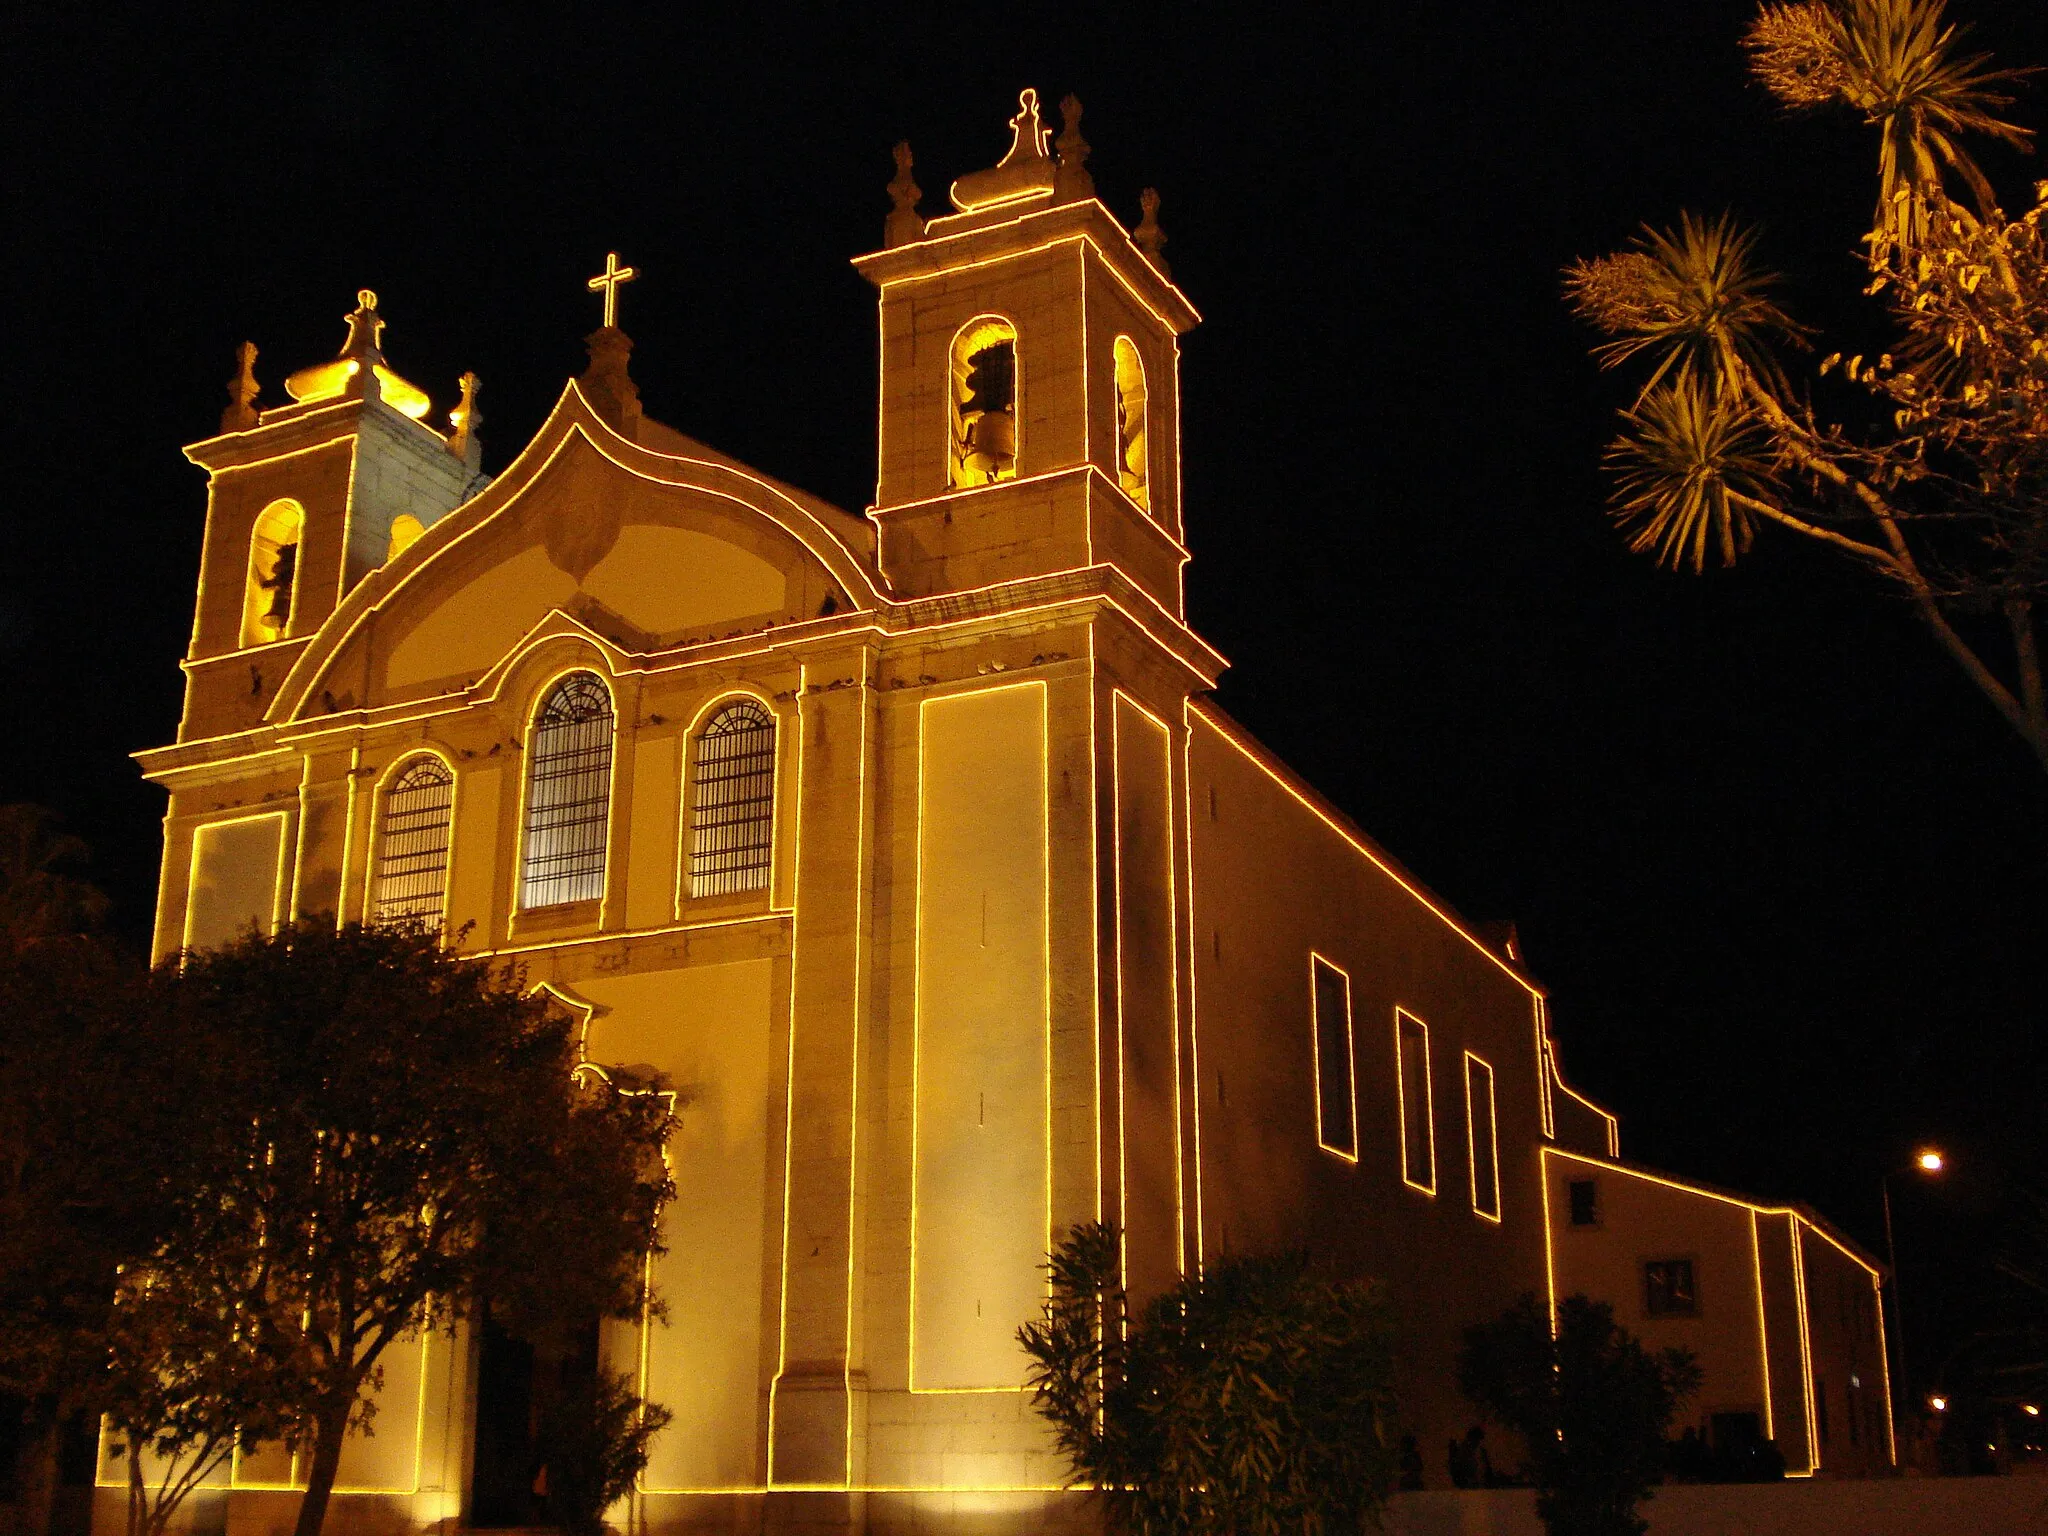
[273,384,881,719]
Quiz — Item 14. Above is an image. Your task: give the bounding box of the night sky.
[9,3,2045,1394]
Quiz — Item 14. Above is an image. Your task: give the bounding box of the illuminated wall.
[1542,1149,1894,1478]
[579,961,778,1490]
[910,683,1050,1391]
[184,812,288,949]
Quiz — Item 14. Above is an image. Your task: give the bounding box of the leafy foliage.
[533,1370,673,1536]
[1458,1294,1702,1536]
[1568,1,2048,776]
[1019,1221,1399,1536]
[150,920,675,1536]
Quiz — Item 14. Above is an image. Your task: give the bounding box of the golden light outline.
[1748,1209,1776,1443]
[262,396,892,727]
[180,808,292,954]
[1191,702,1541,998]
[1308,952,1359,1164]
[1463,1049,1501,1223]
[871,463,1195,568]
[1539,1147,1892,1473]
[1394,1006,1436,1197]
[1177,703,1204,1265]
[763,663,808,1484]
[870,214,1202,329]
[1109,690,1189,1283]
[905,677,1053,1397]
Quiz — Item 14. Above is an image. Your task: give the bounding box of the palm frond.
[1606,376,1781,571]
[1749,0,2034,235]
[1565,212,1804,401]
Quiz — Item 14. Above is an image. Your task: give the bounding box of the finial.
[282,289,432,420]
[587,252,638,331]
[885,141,926,247]
[1054,95,1093,202]
[950,87,1059,212]
[1000,88,1052,169]
[221,341,261,432]
[447,371,482,462]
[341,290,387,364]
[1134,188,1169,277]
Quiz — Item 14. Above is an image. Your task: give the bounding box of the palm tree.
[1564,2,2048,776]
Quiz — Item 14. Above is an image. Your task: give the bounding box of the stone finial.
[448,370,482,464]
[885,141,926,247]
[950,87,1059,212]
[340,289,388,368]
[1053,94,1093,202]
[1134,187,1170,277]
[581,326,642,440]
[221,340,261,432]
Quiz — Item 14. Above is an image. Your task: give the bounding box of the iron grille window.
[688,699,776,898]
[520,672,614,909]
[373,755,453,926]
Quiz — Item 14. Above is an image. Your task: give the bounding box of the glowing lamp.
[1916,1150,1945,1174]
[2023,1404,2040,1417]
[1930,1395,1948,1412]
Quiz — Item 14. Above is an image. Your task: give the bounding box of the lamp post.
[1882,1148,1945,1434]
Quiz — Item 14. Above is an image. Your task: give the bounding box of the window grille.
[521,672,614,909]
[373,756,453,926]
[688,699,776,898]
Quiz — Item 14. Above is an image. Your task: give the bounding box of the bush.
[1458,1293,1700,1536]
[533,1370,672,1536]
[1021,1222,1399,1535]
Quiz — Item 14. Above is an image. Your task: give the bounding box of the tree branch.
[1741,375,2048,767]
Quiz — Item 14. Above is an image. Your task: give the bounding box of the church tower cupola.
[854,90,1200,618]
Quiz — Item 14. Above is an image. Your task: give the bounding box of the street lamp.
[1883,1148,1945,1435]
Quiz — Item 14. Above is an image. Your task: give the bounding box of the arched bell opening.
[949,315,1019,488]
[1112,335,1150,511]
[240,498,304,647]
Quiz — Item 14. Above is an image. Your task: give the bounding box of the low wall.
[1387,1477,2048,1536]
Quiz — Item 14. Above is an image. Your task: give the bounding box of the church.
[124,90,1895,1535]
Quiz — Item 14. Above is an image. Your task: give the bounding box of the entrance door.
[469,1306,600,1527]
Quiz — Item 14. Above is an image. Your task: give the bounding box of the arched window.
[373,755,453,926]
[949,317,1018,488]
[1112,337,1149,510]
[687,699,777,898]
[520,672,614,909]
[240,499,303,647]
[386,513,425,561]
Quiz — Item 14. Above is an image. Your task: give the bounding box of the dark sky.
[8,3,2045,1394]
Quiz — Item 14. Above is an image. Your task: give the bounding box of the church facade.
[123,91,1893,1535]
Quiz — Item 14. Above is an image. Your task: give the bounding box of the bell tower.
[178,292,479,742]
[853,90,1200,617]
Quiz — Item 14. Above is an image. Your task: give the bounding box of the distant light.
[1916,1150,1945,1174]
[1930,1396,1948,1412]
[2024,1404,2041,1417]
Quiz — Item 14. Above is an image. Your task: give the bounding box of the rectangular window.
[1464,1052,1500,1221]
[1569,1178,1600,1228]
[1396,1009,1434,1193]
[1310,955,1356,1160]
[1644,1258,1699,1317]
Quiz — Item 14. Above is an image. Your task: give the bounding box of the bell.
[961,407,1016,482]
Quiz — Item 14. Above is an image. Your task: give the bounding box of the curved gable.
[273,384,882,718]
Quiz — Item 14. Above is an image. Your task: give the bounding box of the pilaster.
[769,642,878,1486]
